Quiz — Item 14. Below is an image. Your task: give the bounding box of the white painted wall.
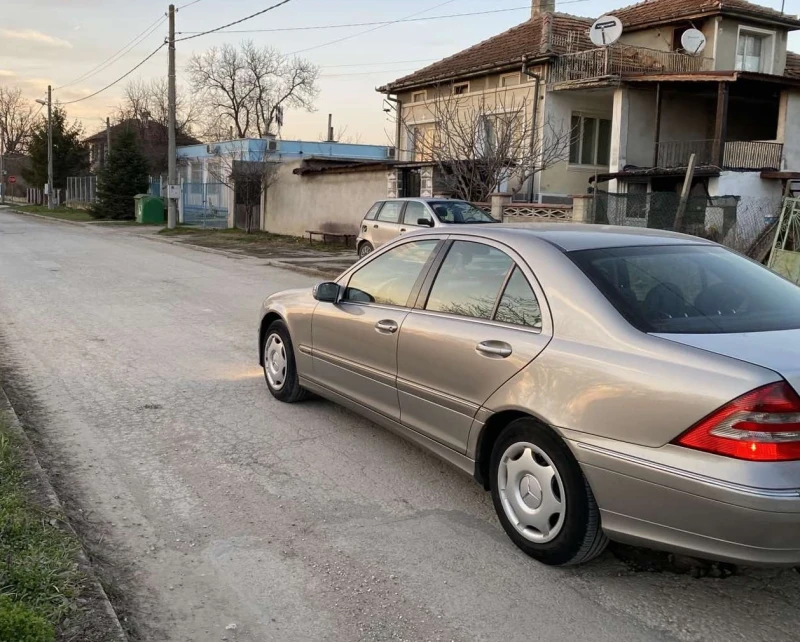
[263,160,388,237]
[708,171,783,200]
[778,89,800,171]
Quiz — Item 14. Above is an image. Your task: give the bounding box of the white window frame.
[568,113,612,168]
[453,82,470,95]
[412,90,427,103]
[735,25,775,74]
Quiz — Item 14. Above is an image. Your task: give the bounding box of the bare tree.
[404,84,572,202]
[0,86,36,154]
[188,41,319,139]
[206,140,279,233]
[117,78,200,135]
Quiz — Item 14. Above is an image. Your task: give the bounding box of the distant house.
[378,0,800,207]
[85,119,201,176]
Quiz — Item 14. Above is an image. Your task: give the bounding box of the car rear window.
[569,245,800,334]
[364,202,383,220]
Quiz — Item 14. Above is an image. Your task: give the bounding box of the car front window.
[344,240,439,307]
[570,245,800,334]
[429,201,497,224]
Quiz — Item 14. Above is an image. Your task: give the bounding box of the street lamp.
[35,87,54,209]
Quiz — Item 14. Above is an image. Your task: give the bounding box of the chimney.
[327,114,335,142]
[532,0,555,17]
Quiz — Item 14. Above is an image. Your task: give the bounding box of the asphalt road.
[1,209,799,642]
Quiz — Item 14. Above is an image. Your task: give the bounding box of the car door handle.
[373,224,379,228]
[375,319,399,334]
[476,341,512,358]
[400,228,406,232]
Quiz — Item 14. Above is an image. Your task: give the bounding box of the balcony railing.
[550,44,713,84]
[655,140,784,170]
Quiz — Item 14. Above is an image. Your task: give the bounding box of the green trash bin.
[134,194,166,224]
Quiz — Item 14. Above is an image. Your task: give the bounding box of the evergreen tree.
[22,107,89,189]
[92,126,149,220]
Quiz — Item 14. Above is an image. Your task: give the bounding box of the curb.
[140,233,345,278]
[0,385,128,642]
[4,208,89,227]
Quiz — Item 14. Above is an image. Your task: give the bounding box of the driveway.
[1,209,798,642]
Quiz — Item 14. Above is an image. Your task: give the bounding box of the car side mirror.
[313,282,341,303]
[417,218,434,227]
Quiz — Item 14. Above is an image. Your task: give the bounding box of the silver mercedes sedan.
[258,224,800,567]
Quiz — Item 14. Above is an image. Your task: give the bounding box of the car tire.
[490,418,608,566]
[358,241,374,259]
[262,320,309,403]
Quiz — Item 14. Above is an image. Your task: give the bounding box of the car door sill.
[299,375,476,478]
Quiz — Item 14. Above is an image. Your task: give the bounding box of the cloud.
[0,29,73,49]
[0,70,17,77]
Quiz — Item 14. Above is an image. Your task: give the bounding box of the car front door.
[311,238,443,420]
[370,201,406,247]
[396,239,552,452]
[402,200,434,230]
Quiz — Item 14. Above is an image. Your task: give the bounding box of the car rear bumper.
[567,435,800,566]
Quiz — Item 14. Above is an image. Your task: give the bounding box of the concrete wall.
[626,87,657,167]
[263,160,387,237]
[708,171,783,201]
[778,89,800,171]
[659,90,714,141]
[540,88,614,196]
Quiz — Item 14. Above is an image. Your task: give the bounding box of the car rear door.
[311,238,443,420]
[396,238,552,452]
[370,201,406,247]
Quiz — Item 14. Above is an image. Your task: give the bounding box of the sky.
[1,0,799,144]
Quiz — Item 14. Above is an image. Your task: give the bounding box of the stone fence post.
[490,193,512,221]
[571,194,595,223]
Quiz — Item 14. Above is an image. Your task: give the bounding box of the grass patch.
[0,417,85,641]
[12,205,94,223]
[158,226,353,255]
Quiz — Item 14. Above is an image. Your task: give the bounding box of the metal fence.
[550,44,713,84]
[182,182,229,228]
[66,176,97,206]
[593,191,782,255]
[148,176,163,197]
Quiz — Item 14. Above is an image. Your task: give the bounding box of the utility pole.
[167,3,177,229]
[47,85,54,210]
[0,131,5,205]
[106,117,112,162]
[674,153,697,233]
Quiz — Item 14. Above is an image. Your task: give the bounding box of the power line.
[61,43,166,105]
[177,0,204,8]
[320,58,437,68]
[321,68,418,78]
[178,5,532,34]
[175,0,295,42]
[287,0,463,56]
[54,15,166,91]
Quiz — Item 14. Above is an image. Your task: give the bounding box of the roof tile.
[613,0,800,29]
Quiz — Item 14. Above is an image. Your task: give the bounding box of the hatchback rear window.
[569,245,800,334]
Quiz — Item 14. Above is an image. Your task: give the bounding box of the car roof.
[412,223,716,252]
[379,197,462,203]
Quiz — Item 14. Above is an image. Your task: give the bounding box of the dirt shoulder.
[0,382,126,642]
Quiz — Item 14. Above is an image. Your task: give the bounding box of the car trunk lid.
[653,329,800,395]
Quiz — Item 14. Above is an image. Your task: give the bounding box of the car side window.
[495,267,542,329]
[364,202,383,220]
[344,240,439,307]
[377,201,404,223]
[425,241,513,319]
[403,202,432,226]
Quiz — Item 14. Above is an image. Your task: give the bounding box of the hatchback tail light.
[673,382,800,461]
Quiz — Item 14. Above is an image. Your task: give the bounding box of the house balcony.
[655,139,783,171]
[550,45,714,86]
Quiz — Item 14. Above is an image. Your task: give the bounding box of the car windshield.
[569,244,800,334]
[429,201,497,224]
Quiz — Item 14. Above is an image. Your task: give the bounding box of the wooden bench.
[306,230,356,247]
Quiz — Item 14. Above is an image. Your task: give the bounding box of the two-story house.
[379,0,800,207]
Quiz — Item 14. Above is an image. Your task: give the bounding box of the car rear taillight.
[673,382,800,461]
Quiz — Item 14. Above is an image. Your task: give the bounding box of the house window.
[412,91,426,102]
[479,115,496,155]
[500,73,521,88]
[453,82,469,95]
[569,114,612,166]
[735,28,773,73]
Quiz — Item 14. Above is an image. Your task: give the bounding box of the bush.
[0,595,55,642]
[91,125,149,220]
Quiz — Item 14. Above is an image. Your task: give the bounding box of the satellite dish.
[590,15,623,47]
[681,28,707,55]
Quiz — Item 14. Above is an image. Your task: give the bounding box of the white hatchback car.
[355,197,498,258]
